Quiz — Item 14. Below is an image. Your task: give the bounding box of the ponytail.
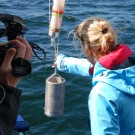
[74,17,117,56]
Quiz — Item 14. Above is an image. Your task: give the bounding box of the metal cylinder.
[44,73,65,117]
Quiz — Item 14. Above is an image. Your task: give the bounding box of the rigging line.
[56,0,60,56]
[51,36,57,75]
[49,0,51,23]
[49,0,65,74]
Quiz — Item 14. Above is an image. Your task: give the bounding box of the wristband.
[11,57,32,77]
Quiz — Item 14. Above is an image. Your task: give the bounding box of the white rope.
[48,0,51,23]
[49,0,61,74]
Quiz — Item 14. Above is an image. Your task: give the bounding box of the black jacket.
[0,83,21,135]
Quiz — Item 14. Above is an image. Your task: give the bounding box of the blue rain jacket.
[57,54,92,77]
[57,53,135,135]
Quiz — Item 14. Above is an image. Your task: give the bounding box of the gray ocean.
[0,0,135,135]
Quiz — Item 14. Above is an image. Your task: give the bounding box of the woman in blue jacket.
[56,17,135,135]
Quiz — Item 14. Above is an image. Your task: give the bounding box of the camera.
[0,13,28,65]
[0,13,46,66]
[0,13,46,76]
[0,13,28,40]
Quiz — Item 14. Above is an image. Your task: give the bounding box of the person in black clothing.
[0,36,32,135]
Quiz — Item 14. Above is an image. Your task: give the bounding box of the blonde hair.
[74,17,117,57]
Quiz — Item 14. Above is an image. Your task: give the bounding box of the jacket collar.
[89,44,132,75]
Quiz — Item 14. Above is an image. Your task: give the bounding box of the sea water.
[0,0,135,135]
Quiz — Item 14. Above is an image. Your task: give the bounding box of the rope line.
[49,0,62,75]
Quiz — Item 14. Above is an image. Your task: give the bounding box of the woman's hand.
[0,36,32,87]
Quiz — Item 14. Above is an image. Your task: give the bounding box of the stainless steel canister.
[44,73,65,117]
